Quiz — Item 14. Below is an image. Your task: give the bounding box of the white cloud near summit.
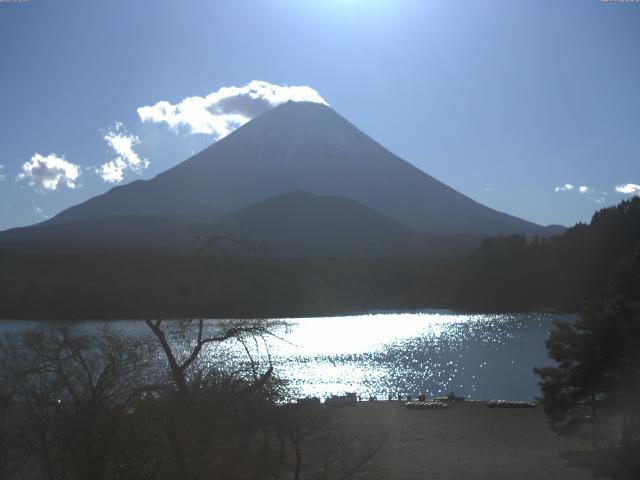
[17,153,80,191]
[615,183,640,195]
[97,122,149,183]
[137,80,328,138]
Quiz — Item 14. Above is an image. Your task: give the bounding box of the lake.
[0,310,571,401]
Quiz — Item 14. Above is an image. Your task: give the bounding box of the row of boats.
[486,399,537,408]
[298,393,536,409]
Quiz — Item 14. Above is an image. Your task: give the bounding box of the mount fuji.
[0,101,562,254]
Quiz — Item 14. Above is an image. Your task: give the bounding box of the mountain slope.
[44,101,556,237]
[0,214,200,253]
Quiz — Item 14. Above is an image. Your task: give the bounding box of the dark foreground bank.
[334,401,593,480]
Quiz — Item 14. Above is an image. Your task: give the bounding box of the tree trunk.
[590,394,598,448]
[145,320,189,395]
[279,434,286,462]
[621,410,632,447]
[293,444,302,480]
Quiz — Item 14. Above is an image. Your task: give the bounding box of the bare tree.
[144,318,280,396]
[0,325,156,480]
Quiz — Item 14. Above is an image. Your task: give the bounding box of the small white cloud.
[17,153,80,191]
[554,183,605,203]
[615,183,640,195]
[0,164,5,182]
[97,122,149,183]
[98,158,128,183]
[32,204,50,220]
[137,80,328,138]
[554,183,575,192]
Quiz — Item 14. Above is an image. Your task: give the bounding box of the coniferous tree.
[535,298,640,443]
[535,239,640,447]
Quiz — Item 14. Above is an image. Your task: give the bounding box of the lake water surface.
[0,311,571,401]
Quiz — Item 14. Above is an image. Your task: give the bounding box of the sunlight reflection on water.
[0,310,573,401]
[263,311,571,401]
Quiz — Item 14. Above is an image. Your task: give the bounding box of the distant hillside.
[0,252,461,320]
[213,191,416,256]
[453,198,640,312]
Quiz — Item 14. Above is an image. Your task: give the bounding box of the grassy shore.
[336,401,594,480]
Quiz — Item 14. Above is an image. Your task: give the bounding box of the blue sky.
[1,0,639,231]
